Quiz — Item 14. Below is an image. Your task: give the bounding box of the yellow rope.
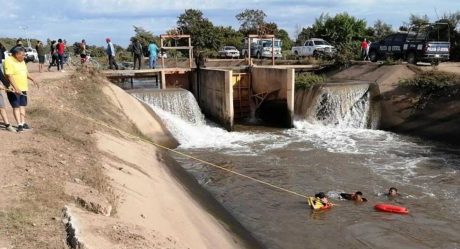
[59,107,308,199]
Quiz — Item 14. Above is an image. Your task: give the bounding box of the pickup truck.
[292,38,336,58]
[218,46,240,58]
[242,38,282,59]
[4,47,38,63]
[369,24,450,64]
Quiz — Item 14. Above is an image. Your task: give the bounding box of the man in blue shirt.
[148,42,159,69]
[106,38,118,70]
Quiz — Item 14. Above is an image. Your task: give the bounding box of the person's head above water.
[352,191,367,202]
[388,187,398,196]
[315,192,329,203]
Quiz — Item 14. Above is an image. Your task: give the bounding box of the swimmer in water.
[388,187,399,197]
[340,191,368,202]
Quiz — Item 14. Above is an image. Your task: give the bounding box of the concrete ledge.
[196,68,234,130]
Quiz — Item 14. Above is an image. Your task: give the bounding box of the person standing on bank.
[80,39,87,64]
[0,42,6,71]
[361,38,368,60]
[35,41,45,73]
[131,38,143,70]
[56,39,66,72]
[3,46,39,132]
[9,39,24,53]
[365,40,372,61]
[48,40,59,71]
[0,68,16,132]
[106,38,118,70]
[148,41,159,69]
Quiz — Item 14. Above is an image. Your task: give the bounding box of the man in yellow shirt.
[4,47,39,132]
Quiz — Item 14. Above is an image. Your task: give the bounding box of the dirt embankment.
[332,63,460,145]
[0,65,261,249]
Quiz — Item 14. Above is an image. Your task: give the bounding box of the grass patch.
[295,72,326,90]
[1,68,158,248]
[399,70,460,92]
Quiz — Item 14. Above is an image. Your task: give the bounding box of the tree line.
[1,9,459,61]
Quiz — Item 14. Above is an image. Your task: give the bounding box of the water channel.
[133,88,460,249]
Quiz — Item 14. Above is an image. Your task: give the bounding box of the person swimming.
[340,191,368,202]
[307,192,333,210]
[388,187,399,197]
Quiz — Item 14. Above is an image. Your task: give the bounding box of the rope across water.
[60,107,308,199]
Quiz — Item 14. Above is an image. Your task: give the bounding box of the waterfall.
[131,89,265,150]
[295,83,380,129]
[131,89,205,125]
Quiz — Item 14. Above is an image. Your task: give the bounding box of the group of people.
[0,45,39,132]
[105,37,160,70]
[47,39,67,72]
[2,37,161,76]
[131,37,160,70]
[361,38,372,61]
[308,187,399,210]
[4,38,68,73]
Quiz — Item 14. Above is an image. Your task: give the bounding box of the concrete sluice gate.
[130,89,205,125]
[121,68,380,131]
[294,82,381,129]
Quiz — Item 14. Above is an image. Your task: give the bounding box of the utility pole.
[19,26,31,47]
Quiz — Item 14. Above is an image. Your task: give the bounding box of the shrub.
[295,73,326,90]
[399,70,459,91]
[334,41,361,66]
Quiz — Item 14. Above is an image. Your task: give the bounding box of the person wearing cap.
[3,46,39,132]
[340,191,368,202]
[106,38,118,70]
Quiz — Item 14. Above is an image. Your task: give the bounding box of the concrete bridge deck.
[102,68,192,78]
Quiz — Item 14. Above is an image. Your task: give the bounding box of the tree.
[236,9,267,35]
[264,22,278,34]
[130,26,159,55]
[409,14,430,27]
[214,26,244,49]
[177,9,220,50]
[295,27,314,45]
[275,29,293,51]
[372,20,393,40]
[311,12,367,44]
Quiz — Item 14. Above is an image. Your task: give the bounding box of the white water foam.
[132,90,205,125]
[151,107,271,151]
[305,84,376,129]
[132,90,460,203]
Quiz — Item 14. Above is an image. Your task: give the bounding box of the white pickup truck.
[291,38,336,58]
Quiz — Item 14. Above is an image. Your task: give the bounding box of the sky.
[0,0,458,47]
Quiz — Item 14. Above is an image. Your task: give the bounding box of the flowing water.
[134,88,460,249]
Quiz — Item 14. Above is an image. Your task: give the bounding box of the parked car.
[369,23,450,65]
[24,47,38,63]
[158,51,167,59]
[241,38,282,59]
[218,46,240,58]
[291,38,336,58]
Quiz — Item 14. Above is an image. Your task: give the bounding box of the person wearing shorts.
[4,46,39,132]
[0,68,15,132]
[36,41,45,73]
